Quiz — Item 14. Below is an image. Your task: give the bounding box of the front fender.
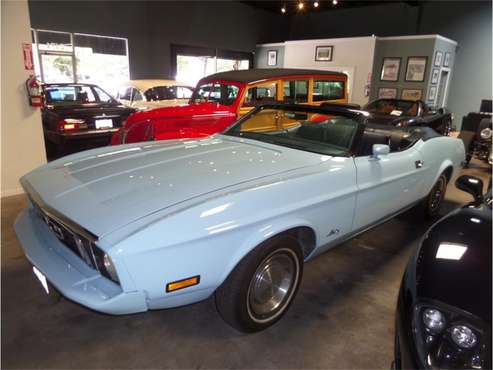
[217,217,318,287]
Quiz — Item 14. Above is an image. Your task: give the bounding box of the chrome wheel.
[429,176,446,212]
[247,248,299,323]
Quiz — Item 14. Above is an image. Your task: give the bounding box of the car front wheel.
[215,234,303,332]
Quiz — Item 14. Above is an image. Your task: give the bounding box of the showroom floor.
[2,161,490,369]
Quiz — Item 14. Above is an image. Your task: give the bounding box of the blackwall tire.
[215,234,303,333]
[420,173,448,218]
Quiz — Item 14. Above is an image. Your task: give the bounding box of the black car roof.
[199,68,346,84]
[42,83,99,88]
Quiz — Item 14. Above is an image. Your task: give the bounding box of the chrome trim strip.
[21,177,98,242]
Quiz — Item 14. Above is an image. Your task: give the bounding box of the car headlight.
[480,128,492,140]
[414,302,490,369]
[92,245,120,284]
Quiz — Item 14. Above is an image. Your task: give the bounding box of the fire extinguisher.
[25,75,43,107]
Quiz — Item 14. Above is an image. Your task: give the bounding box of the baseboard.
[1,187,25,198]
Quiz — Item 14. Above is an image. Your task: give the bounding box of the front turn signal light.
[166,275,200,292]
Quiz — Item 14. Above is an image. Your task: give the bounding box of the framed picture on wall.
[428,86,437,102]
[378,87,398,99]
[444,52,451,67]
[405,57,427,82]
[401,89,422,101]
[431,69,440,84]
[315,45,333,62]
[434,51,443,66]
[380,57,401,81]
[267,50,277,66]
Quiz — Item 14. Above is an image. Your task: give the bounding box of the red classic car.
[111,68,348,144]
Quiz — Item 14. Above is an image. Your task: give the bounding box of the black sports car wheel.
[215,234,303,332]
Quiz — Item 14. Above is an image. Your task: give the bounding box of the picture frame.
[380,57,401,82]
[267,50,277,66]
[444,52,451,67]
[431,69,440,84]
[315,45,333,62]
[428,86,437,102]
[434,51,443,67]
[401,89,423,101]
[405,56,427,82]
[378,87,398,99]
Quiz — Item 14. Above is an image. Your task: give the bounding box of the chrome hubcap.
[247,249,298,322]
[429,178,445,211]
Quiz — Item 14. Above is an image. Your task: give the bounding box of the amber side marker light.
[166,275,200,292]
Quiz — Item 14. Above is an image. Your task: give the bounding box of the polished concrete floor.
[2,161,490,369]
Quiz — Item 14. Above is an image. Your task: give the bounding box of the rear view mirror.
[372,144,390,159]
[455,175,484,202]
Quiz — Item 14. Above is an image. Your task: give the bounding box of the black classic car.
[41,83,135,158]
[363,99,452,135]
[394,175,492,369]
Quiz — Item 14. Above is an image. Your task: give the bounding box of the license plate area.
[95,118,113,129]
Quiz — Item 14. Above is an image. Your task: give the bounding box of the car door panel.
[353,147,424,230]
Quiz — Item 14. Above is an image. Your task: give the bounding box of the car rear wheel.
[421,173,448,218]
[215,235,303,332]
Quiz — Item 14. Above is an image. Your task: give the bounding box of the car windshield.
[44,85,111,105]
[224,107,360,156]
[365,99,419,116]
[191,82,239,106]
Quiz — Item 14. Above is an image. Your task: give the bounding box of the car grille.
[30,198,98,270]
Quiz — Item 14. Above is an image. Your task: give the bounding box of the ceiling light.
[281,6,286,13]
[314,1,319,7]
[298,2,304,10]
[332,0,338,5]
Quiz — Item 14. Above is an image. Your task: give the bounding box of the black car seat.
[358,131,390,156]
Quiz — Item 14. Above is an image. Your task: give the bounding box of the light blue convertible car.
[15,104,465,332]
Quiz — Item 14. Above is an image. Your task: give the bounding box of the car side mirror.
[455,175,484,202]
[372,144,390,159]
[438,107,445,115]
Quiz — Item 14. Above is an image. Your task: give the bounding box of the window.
[191,83,239,106]
[94,86,113,103]
[313,80,345,101]
[32,29,129,96]
[243,82,277,107]
[144,87,176,101]
[118,87,132,100]
[177,86,193,99]
[45,85,97,105]
[365,100,419,116]
[283,80,308,103]
[132,89,143,102]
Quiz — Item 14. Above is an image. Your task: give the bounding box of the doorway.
[436,69,450,107]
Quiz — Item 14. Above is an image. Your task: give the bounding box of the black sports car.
[394,175,492,369]
[41,83,135,158]
[363,99,452,135]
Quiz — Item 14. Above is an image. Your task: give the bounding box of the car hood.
[22,136,320,237]
[416,203,492,323]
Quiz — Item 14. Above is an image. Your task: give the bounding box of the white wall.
[1,0,47,197]
[282,36,377,106]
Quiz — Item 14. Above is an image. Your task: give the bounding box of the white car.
[14,104,465,332]
[116,80,193,110]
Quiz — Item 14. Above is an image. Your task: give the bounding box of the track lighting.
[298,2,304,10]
[314,1,319,7]
[332,0,338,5]
[281,6,286,13]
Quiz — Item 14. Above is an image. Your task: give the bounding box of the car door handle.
[415,160,424,169]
